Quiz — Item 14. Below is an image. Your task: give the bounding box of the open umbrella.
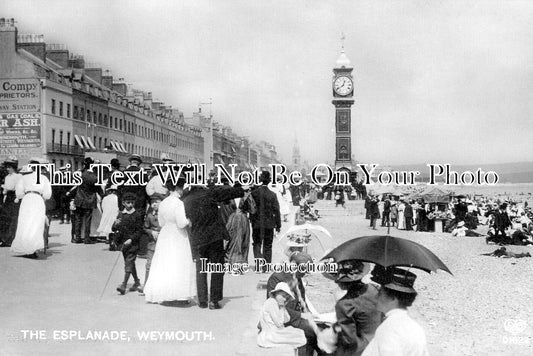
[278,223,333,257]
[321,235,452,275]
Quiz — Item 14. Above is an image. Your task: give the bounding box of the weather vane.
[340,32,346,51]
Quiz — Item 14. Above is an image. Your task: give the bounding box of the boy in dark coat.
[113,192,144,295]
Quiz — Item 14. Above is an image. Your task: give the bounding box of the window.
[67,104,71,118]
[104,115,108,127]
[87,110,91,122]
[59,130,63,146]
[74,106,78,119]
[115,117,118,129]
[59,102,63,116]
[104,138,107,148]
[67,132,71,146]
[98,137,102,149]
[60,160,64,167]
[94,111,97,124]
[51,99,56,114]
[80,108,84,120]
[119,119,122,131]
[51,129,56,145]
[99,113,102,125]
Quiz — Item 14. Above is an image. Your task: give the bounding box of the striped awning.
[80,136,90,150]
[118,142,127,153]
[74,135,87,149]
[86,136,97,150]
[110,141,120,151]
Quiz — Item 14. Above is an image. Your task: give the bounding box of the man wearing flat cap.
[362,267,429,356]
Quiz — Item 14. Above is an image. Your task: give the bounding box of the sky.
[2,0,532,166]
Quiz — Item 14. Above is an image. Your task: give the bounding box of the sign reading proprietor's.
[0,79,41,113]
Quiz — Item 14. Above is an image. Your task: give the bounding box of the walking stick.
[99,250,121,301]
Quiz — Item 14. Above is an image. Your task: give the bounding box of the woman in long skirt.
[10,165,52,257]
[226,191,255,266]
[144,179,195,303]
[397,200,406,230]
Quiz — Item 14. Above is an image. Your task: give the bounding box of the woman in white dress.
[10,164,52,258]
[144,179,196,303]
[397,200,406,230]
[96,185,119,239]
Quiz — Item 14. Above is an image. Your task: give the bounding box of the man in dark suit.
[250,171,281,272]
[494,203,511,243]
[70,157,103,244]
[381,195,391,227]
[181,183,245,310]
[404,200,414,231]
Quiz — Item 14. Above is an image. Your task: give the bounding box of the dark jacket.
[404,203,414,219]
[181,185,244,250]
[334,284,382,356]
[113,209,144,253]
[250,185,281,231]
[118,165,148,212]
[74,169,103,209]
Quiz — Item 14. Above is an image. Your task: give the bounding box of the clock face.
[334,76,353,96]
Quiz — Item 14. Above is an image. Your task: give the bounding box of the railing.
[47,143,84,155]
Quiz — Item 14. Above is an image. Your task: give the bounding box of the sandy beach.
[302,199,532,356]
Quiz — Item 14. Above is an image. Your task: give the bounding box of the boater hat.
[381,267,418,294]
[457,221,465,228]
[269,282,294,299]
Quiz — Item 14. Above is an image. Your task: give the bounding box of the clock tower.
[332,42,355,172]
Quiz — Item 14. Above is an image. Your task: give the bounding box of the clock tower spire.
[332,36,355,173]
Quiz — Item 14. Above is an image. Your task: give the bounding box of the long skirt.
[144,223,196,302]
[225,211,250,265]
[10,194,46,255]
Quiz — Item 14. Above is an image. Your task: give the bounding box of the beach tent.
[420,186,451,203]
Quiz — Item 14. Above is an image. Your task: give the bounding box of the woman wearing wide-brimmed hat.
[10,162,52,258]
[329,260,382,356]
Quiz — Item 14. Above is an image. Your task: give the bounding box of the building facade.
[1,18,281,173]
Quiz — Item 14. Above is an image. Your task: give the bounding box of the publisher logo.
[502,319,530,346]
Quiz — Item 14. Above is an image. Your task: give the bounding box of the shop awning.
[86,136,97,150]
[110,141,120,151]
[118,142,127,153]
[74,135,87,149]
[80,136,90,150]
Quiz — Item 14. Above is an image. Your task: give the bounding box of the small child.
[257,282,307,349]
[113,192,144,295]
[138,193,164,293]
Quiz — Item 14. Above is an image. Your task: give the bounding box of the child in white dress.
[257,282,307,348]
